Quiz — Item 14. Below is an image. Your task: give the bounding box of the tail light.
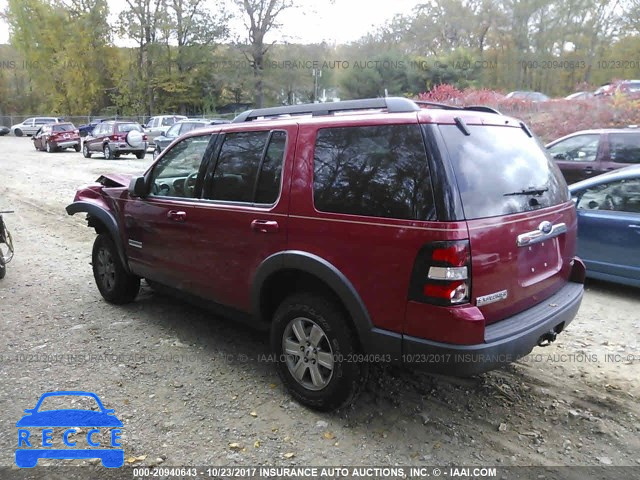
[143,134,148,140]
[409,240,471,306]
[110,134,124,141]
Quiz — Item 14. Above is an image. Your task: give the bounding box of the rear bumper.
[55,139,80,148]
[109,141,148,153]
[400,281,584,376]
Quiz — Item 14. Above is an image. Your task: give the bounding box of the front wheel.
[74,144,81,152]
[82,142,91,158]
[92,234,140,304]
[14,128,23,137]
[270,293,367,411]
[0,257,5,279]
[46,141,54,153]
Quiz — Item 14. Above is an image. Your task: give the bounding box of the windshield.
[36,394,100,412]
[438,124,569,219]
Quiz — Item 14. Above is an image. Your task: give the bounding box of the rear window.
[52,124,75,132]
[313,124,436,221]
[116,123,143,133]
[609,133,640,164]
[439,124,569,219]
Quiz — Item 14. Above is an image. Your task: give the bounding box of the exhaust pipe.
[537,330,557,347]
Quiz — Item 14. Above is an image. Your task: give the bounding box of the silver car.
[11,117,62,137]
[143,115,187,147]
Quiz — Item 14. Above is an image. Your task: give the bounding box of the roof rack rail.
[232,97,421,123]
[415,100,501,115]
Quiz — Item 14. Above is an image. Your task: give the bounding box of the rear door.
[197,125,295,310]
[439,124,576,324]
[547,133,603,183]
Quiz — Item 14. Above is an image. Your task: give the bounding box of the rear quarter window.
[439,124,569,219]
[609,133,640,164]
[313,124,436,221]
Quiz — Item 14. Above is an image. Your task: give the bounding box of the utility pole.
[312,69,322,103]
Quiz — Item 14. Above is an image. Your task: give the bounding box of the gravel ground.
[0,136,639,476]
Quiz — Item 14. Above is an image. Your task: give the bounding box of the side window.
[23,118,34,126]
[547,134,599,162]
[313,124,436,220]
[255,131,286,204]
[162,117,175,126]
[149,135,212,198]
[577,178,640,213]
[208,131,269,203]
[609,134,640,164]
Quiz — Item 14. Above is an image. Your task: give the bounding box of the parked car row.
[9,117,229,159]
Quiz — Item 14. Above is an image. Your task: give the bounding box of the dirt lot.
[0,135,639,475]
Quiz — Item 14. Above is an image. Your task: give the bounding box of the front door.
[124,133,215,292]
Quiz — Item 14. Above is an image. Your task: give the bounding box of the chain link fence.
[0,113,233,130]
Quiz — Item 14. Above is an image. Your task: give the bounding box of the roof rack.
[232,97,421,123]
[232,97,501,123]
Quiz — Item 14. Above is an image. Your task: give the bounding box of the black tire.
[91,234,140,304]
[46,141,54,153]
[103,144,114,160]
[136,150,145,159]
[82,142,92,158]
[0,257,5,279]
[74,144,81,152]
[153,147,161,159]
[14,128,23,137]
[270,293,367,411]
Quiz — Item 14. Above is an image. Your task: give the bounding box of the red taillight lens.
[110,134,119,141]
[143,134,148,140]
[409,240,471,306]
[432,243,469,266]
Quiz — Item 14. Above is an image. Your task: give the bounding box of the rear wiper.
[504,186,549,196]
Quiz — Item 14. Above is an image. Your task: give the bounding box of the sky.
[0,0,421,46]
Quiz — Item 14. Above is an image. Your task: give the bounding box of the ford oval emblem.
[539,221,553,234]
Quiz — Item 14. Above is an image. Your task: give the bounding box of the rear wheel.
[136,150,145,159]
[82,142,91,158]
[271,293,367,411]
[74,144,81,152]
[92,234,140,304]
[103,144,114,160]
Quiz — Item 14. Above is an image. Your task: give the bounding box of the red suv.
[82,121,148,159]
[67,98,585,411]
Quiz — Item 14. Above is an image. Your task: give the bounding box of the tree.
[235,0,293,107]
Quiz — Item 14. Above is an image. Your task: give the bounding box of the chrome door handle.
[251,219,279,233]
[167,210,186,222]
[629,224,640,229]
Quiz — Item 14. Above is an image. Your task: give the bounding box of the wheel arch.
[252,251,374,344]
[66,201,130,273]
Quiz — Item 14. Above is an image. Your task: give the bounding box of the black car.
[153,119,229,158]
[0,126,9,136]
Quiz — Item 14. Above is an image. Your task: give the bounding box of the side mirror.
[129,176,147,197]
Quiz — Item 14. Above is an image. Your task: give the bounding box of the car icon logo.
[538,221,553,234]
[15,391,124,468]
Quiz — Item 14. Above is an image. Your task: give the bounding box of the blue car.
[569,165,640,287]
[15,391,123,468]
